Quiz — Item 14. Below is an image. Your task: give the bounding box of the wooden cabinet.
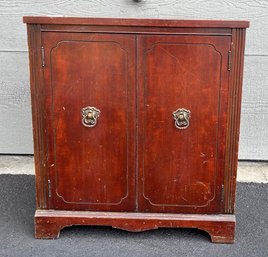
[24,17,249,243]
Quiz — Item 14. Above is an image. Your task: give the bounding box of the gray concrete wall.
[0,0,267,160]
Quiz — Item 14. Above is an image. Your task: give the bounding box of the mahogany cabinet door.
[137,35,231,213]
[42,33,136,211]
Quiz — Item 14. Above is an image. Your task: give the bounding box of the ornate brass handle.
[172,108,191,129]
[81,106,101,127]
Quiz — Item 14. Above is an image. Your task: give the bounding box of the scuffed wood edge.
[23,16,249,28]
[224,28,246,213]
[35,210,235,243]
[26,24,48,209]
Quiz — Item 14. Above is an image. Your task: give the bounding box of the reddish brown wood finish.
[23,16,249,28]
[24,17,249,243]
[224,28,247,214]
[35,210,235,243]
[137,35,230,214]
[26,24,49,209]
[42,32,136,211]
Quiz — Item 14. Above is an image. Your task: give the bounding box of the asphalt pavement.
[0,175,267,257]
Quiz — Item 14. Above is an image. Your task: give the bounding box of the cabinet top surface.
[23,16,249,28]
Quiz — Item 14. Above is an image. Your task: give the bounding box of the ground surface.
[0,175,267,257]
[1,156,268,183]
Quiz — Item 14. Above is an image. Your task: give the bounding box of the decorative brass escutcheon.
[172,108,191,129]
[81,106,101,127]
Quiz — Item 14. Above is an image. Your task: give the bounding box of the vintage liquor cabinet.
[23,17,249,243]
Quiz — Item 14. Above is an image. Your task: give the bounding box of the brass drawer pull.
[172,108,191,129]
[81,106,101,127]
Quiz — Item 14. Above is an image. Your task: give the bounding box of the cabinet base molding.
[35,210,235,243]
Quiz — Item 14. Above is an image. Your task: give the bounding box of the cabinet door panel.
[42,33,136,211]
[138,35,231,213]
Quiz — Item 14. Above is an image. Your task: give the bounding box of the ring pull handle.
[172,108,191,129]
[81,106,101,127]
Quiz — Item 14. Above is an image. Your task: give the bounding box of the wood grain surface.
[35,210,236,243]
[137,34,231,213]
[25,17,247,242]
[42,32,136,211]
